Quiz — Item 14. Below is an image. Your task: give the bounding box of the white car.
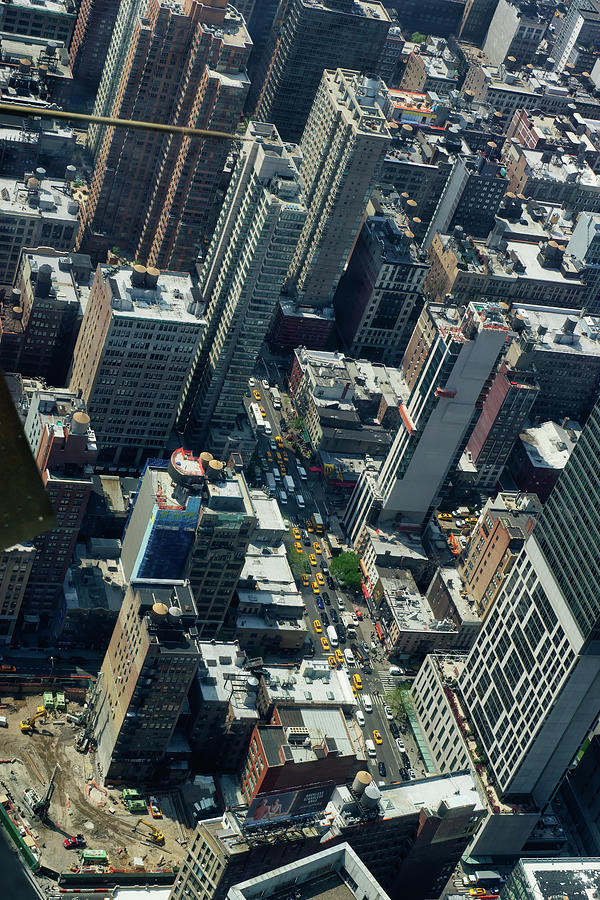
[351,612,357,622]
[408,769,416,780]
[355,710,365,726]
[262,379,269,389]
[337,598,345,610]
[396,738,406,753]
[384,706,393,721]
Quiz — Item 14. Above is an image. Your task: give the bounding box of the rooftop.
[106,267,203,325]
[0,174,79,221]
[512,305,600,357]
[258,706,359,765]
[63,550,126,614]
[249,490,286,539]
[514,858,600,900]
[261,659,356,709]
[0,0,75,12]
[521,147,600,189]
[519,419,582,469]
[195,641,260,720]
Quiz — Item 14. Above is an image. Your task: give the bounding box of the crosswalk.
[377,674,399,693]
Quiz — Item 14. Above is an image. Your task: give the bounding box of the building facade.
[79,0,251,272]
[251,0,390,143]
[458,396,600,806]
[285,70,391,310]
[333,213,428,365]
[69,0,121,91]
[178,122,306,447]
[91,583,200,784]
[69,265,205,468]
[0,544,36,644]
[344,302,509,543]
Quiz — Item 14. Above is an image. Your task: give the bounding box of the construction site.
[0,677,201,886]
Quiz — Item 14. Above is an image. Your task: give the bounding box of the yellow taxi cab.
[276,451,282,462]
[293,527,301,540]
[301,573,310,586]
[313,542,321,554]
[328,656,337,669]
[372,730,383,745]
[313,619,322,633]
[309,554,317,566]
[467,516,478,524]
[321,636,330,652]
[306,521,314,533]
[312,582,320,595]
[316,572,324,586]
[282,451,288,461]
[294,541,303,553]
[334,649,344,665]
[353,673,362,690]
[437,512,452,520]
[275,435,283,447]
[266,451,273,461]
[253,390,261,401]
[315,523,324,534]
[259,407,267,418]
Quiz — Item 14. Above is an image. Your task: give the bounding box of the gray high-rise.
[251,0,390,143]
[459,397,600,806]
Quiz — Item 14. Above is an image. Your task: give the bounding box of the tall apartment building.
[343,302,509,544]
[0,172,79,288]
[285,70,391,309]
[120,451,203,584]
[20,389,97,628]
[333,211,428,365]
[91,582,200,784]
[461,363,539,490]
[552,0,600,72]
[177,122,306,447]
[69,265,205,468]
[187,463,256,638]
[0,544,36,644]
[459,0,499,42]
[7,250,90,386]
[86,0,148,160]
[483,0,547,66]
[78,0,251,272]
[251,0,390,143]
[458,492,541,619]
[457,395,600,807]
[69,0,121,91]
[0,0,76,44]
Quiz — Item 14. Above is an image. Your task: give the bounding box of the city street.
[250,376,426,787]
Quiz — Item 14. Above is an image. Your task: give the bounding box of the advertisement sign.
[245,782,335,829]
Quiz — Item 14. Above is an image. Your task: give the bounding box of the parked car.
[321,613,329,626]
[384,706,393,720]
[330,610,339,624]
[322,591,330,604]
[395,738,406,753]
[378,761,387,778]
[355,710,365,726]
[408,769,416,780]
[389,722,399,738]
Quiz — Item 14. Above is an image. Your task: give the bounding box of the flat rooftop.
[513,305,600,357]
[196,642,259,719]
[0,175,79,220]
[107,268,202,324]
[521,148,600,189]
[241,543,297,591]
[261,659,356,708]
[519,419,582,469]
[515,859,600,900]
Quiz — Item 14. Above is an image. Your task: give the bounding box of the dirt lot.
[0,694,193,874]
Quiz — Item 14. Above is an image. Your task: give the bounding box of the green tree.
[330,551,361,590]
[411,30,427,43]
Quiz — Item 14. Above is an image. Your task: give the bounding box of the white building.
[69,265,206,468]
[180,121,306,447]
[0,172,80,287]
[344,302,509,542]
[286,69,391,308]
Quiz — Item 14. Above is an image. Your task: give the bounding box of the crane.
[20,706,48,733]
[133,819,165,845]
[24,764,60,821]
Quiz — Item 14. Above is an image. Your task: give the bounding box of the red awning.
[375,623,384,642]
[361,583,370,599]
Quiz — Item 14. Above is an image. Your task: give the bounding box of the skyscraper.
[178,121,306,447]
[343,301,509,544]
[251,0,390,143]
[78,0,251,271]
[69,0,121,94]
[459,396,600,806]
[285,70,391,309]
[69,265,205,468]
[20,389,97,628]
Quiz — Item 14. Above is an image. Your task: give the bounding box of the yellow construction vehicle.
[20,707,48,733]
[134,819,164,845]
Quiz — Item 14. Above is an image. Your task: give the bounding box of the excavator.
[20,706,48,733]
[133,819,165,845]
